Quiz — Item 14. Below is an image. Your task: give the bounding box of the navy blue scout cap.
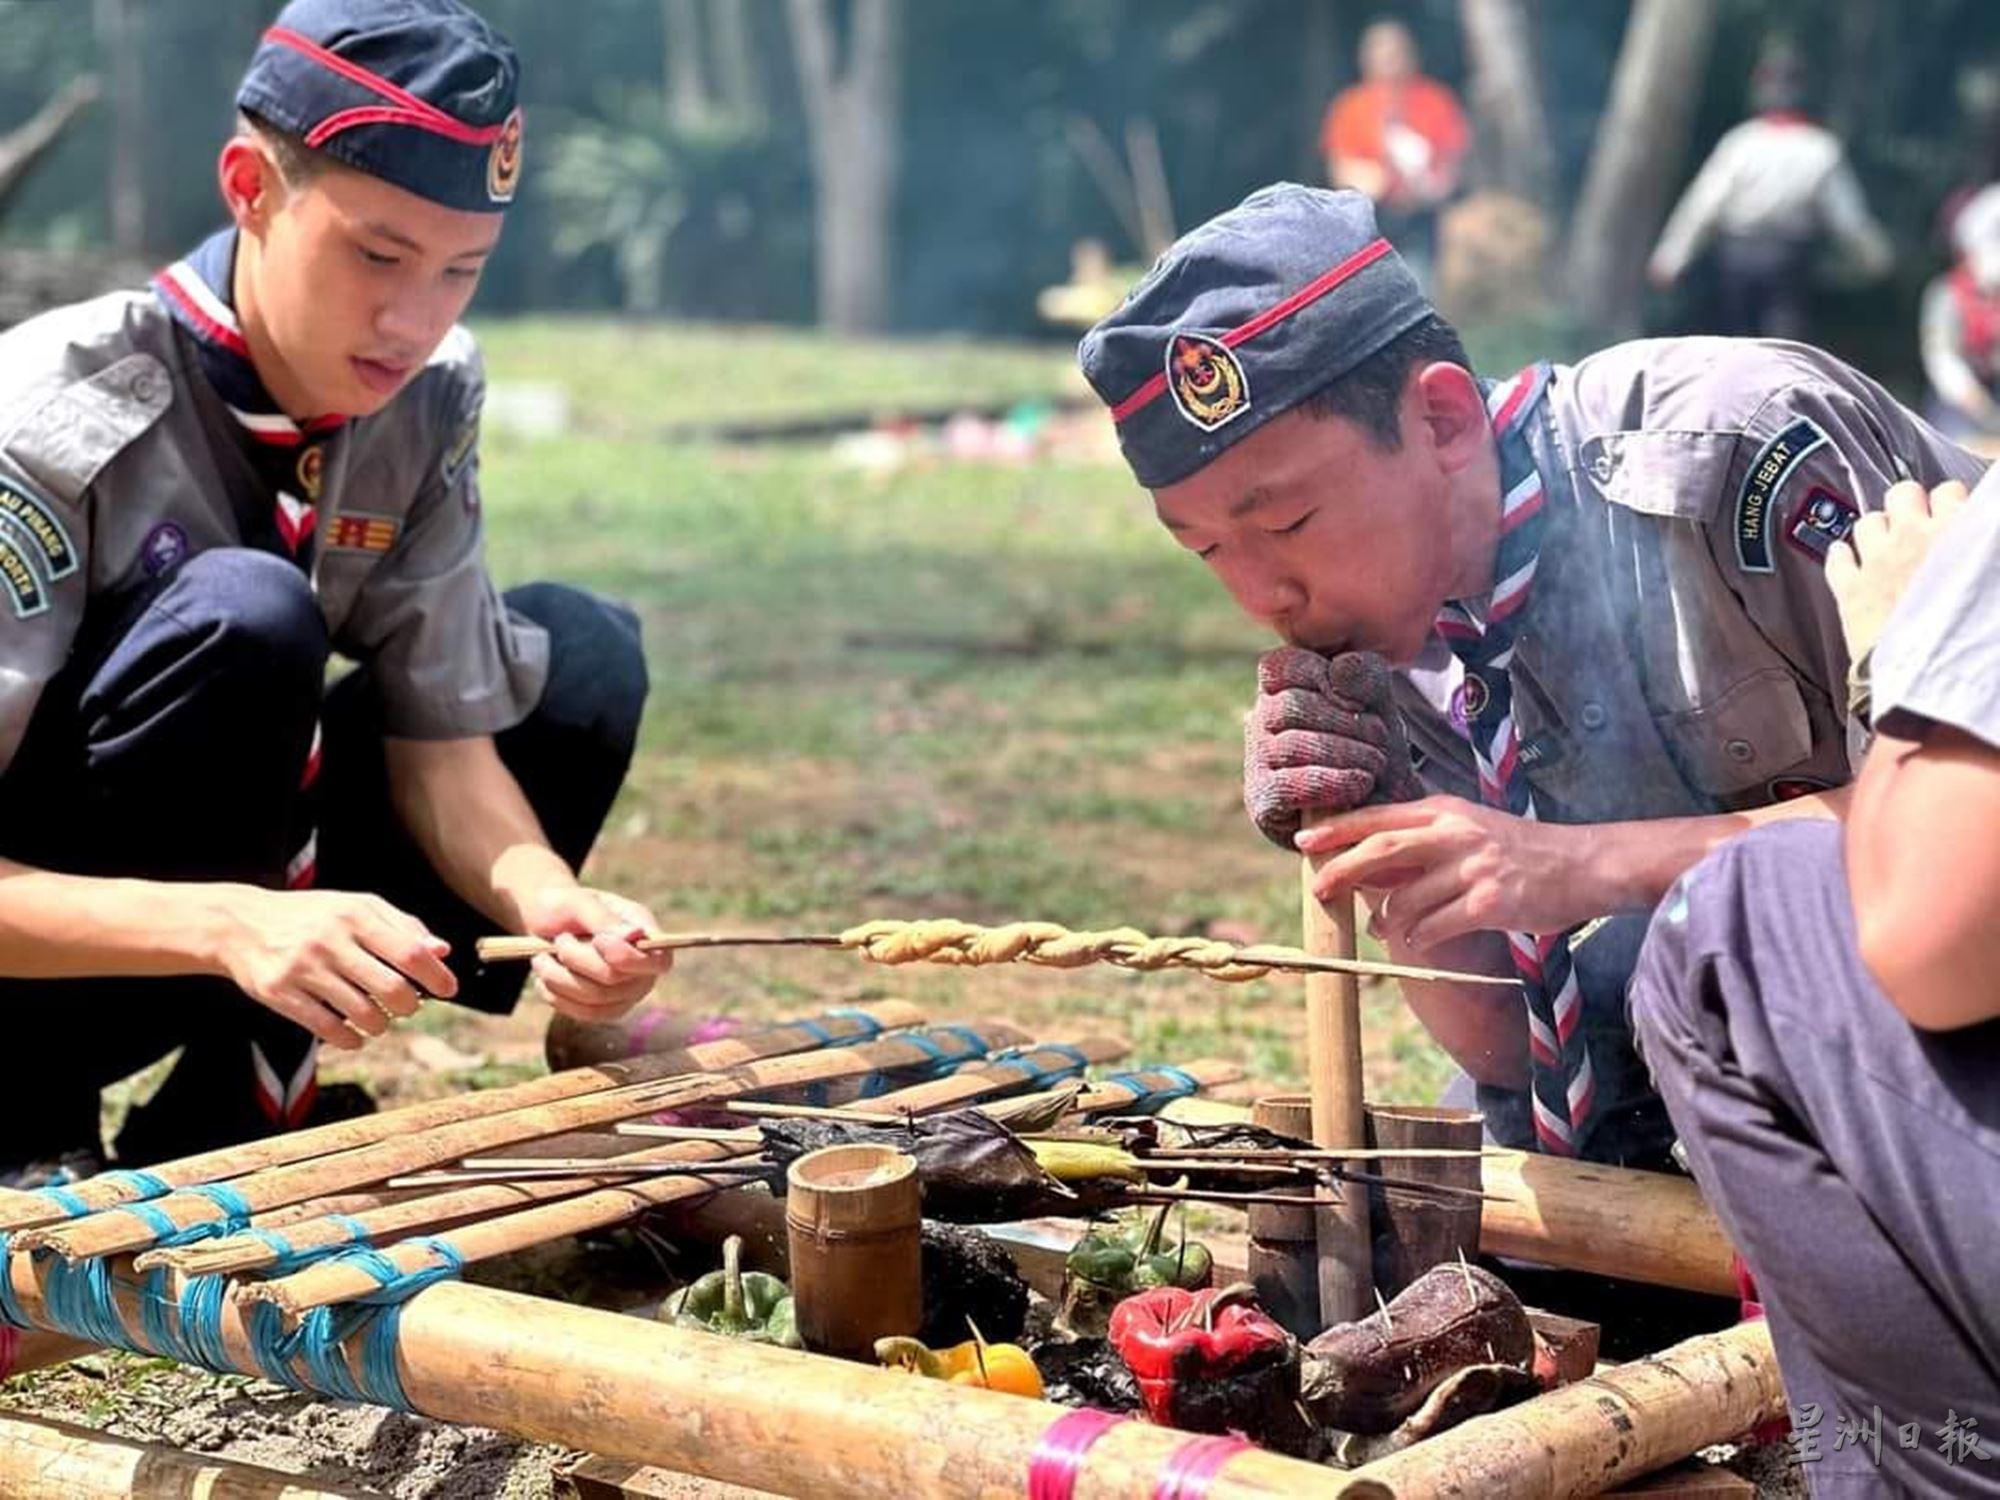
[236,0,522,213]
[1078,184,1432,488]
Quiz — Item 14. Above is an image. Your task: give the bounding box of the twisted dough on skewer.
[838,919,1275,983]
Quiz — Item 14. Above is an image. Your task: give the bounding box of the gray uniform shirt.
[0,289,547,775]
[1873,474,2000,749]
[1396,337,1988,829]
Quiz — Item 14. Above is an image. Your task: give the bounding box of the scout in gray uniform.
[1632,477,2000,1495]
[0,0,668,1175]
[1077,184,1985,1167]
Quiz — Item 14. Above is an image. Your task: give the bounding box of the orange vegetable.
[875,1332,1045,1399]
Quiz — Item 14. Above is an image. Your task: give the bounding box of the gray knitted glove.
[1243,647,1423,849]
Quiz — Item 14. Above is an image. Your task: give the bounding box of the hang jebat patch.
[440,414,479,491]
[325,513,400,554]
[0,534,48,618]
[488,107,523,204]
[0,476,76,581]
[1735,418,1830,574]
[1166,332,1250,432]
[1783,487,1859,561]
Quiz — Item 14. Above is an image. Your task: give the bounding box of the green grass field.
[443,318,1456,1105]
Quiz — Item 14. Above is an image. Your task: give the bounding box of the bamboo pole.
[0,1003,924,1233]
[1333,1321,1783,1498]
[26,1023,1026,1261]
[0,1327,92,1378]
[1155,1098,1738,1296]
[0,1409,387,1498]
[1478,1146,1736,1297]
[0,1266,1345,1498]
[1301,827,1373,1325]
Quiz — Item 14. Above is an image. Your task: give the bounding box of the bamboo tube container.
[0,1002,924,1234]
[1301,823,1374,1325]
[785,1144,922,1359]
[0,1410,386,1498]
[1363,1103,1485,1296]
[1334,1320,1783,1498]
[1245,1094,1319,1339]
[31,1024,1026,1261]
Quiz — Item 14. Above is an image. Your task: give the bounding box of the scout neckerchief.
[1432,362,1594,1157]
[153,227,328,1126]
[154,228,345,571]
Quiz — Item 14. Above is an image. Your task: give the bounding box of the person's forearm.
[1373,913,1527,1089]
[1579,786,1853,912]
[0,860,237,980]
[384,736,577,931]
[1846,728,2000,1029]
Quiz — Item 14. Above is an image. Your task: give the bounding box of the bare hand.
[217,889,457,1051]
[518,885,672,1021]
[1827,480,1973,663]
[1295,796,1601,948]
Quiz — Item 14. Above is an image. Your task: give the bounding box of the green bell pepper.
[663,1234,801,1347]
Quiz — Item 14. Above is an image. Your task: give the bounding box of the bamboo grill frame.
[0,1027,1770,1499]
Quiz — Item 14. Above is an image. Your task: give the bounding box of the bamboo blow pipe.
[1302,818,1375,1325]
[28,1023,1030,1261]
[0,1002,925,1234]
[1155,1097,1740,1297]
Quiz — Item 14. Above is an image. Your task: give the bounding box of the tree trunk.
[0,76,100,223]
[93,0,147,256]
[663,0,713,130]
[786,0,902,333]
[1564,0,1719,334]
[710,0,765,130]
[1458,0,1554,209]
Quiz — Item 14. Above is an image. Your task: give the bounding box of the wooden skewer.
[1132,1147,1501,1164]
[474,928,1520,988]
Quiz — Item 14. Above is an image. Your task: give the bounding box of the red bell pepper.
[1106,1283,1311,1453]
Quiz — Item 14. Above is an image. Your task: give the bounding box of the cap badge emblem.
[1165,332,1249,432]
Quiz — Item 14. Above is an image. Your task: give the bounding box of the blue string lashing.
[135,1266,233,1370]
[120,1182,256,1249]
[27,1168,173,1231]
[41,1252,132,1350]
[247,1237,465,1410]
[853,1024,988,1098]
[1101,1065,1202,1113]
[975,1043,1091,1091]
[821,1006,885,1042]
[241,1216,374,1274]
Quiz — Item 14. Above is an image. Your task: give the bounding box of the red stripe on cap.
[1110,237,1393,425]
[266,26,505,147]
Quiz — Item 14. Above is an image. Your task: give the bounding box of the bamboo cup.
[1246,1093,1322,1339]
[785,1144,921,1360]
[1364,1102,1486,1296]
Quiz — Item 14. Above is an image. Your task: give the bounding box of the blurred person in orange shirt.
[1319,19,1470,281]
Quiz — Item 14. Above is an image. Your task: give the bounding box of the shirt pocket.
[1652,668,1813,799]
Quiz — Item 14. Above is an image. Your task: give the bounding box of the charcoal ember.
[1031,1338,1143,1413]
[1304,1263,1534,1435]
[919,1222,1029,1345]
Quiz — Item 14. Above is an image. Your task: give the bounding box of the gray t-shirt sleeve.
[1871,480,2000,748]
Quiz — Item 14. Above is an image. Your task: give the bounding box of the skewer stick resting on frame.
[475,920,1519,988]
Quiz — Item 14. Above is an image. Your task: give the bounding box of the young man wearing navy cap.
[1079,184,1986,1168]
[0,0,667,1175]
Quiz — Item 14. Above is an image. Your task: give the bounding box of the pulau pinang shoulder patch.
[1166,332,1250,432]
[1735,417,1829,574]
